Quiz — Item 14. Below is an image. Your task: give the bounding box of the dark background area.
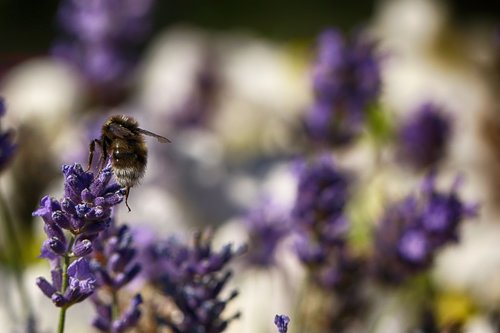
[0,0,498,55]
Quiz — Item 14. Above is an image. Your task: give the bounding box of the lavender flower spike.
[144,230,245,332]
[373,173,478,284]
[306,28,381,146]
[36,258,96,307]
[398,103,451,170]
[52,0,156,95]
[33,163,124,311]
[90,221,143,332]
[0,97,17,172]
[292,155,353,288]
[93,294,143,333]
[274,314,290,333]
[33,164,124,240]
[243,198,290,268]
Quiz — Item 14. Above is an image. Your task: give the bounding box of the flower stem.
[57,236,75,333]
[57,306,68,333]
[112,291,119,321]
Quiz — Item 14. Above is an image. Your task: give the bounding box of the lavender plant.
[398,103,451,170]
[292,155,353,288]
[90,221,142,332]
[292,155,366,332]
[305,28,381,146]
[33,163,124,332]
[242,199,290,268]
[139,230,245,332]
[0,97,34,332]
[52,0,155,97]
[274,314,290,333]
[0,97,19,265]
[0,97,17,172]
[372,174,478,284]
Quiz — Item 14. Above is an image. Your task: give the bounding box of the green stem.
[57,236,74,333]
[0,188,34,323]
[57,306,67,333]
[0,188,22,268]
[112,291,119,321]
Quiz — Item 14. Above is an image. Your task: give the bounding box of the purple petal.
[36,277,57,298]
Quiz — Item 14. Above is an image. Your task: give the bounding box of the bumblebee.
[87,115,170,211]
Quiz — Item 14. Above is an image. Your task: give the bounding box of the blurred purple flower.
[398,103,451,170]
[305,28,381,146]
[141,231,245,332]
[373,174,477,284]
[33,163,124,307]
[91,222,141,290]
[293,155,348,229]
[90,221,142,332]
[0,97,17,172]
[291,155,367,331]
[243,199,291,268]
[292,155,361,289]
[52,0,155,93]
[274,314,290,333]
[93,294,143,333]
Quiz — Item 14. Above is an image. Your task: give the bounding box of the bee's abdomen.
[113,163,146,187]
[111,138,147,187]
[112,150,147,187]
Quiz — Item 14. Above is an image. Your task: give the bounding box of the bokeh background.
[0,0,500,332]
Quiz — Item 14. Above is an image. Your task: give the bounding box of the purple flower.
[33,163,124,307]
[291,155,361,290]
[91,222,141,289]
[0,97,17,172]
[143,231,245,332]
[243,199,290,268]
[36,257,96,307]
[373,174,477,284]
[33,164,124,241]
[274,314,290,333]
[293,156,349,229]
[305,28,381,146]
[290,155,368,332]
[90,221,143,332]
[52,0,155,94]
[397,228,429,264]
[92,294,142,333]
[398,103,451,170]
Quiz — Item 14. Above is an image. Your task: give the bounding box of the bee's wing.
[109,123,136,139]
[137,128,171,143]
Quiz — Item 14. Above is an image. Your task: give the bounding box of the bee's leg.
[97,155,106,177]
[125,187,131,212]
[86,139,101,172]
[95,141,107,177]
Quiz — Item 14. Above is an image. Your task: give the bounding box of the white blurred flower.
[433,220,500,307]
[214,221,304,333]
[0,58,83,133]
[465,315,496,333]
[137,26,309,158]
[374,0,446,53]
[215,34,308,156]
[137,27,212,117]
